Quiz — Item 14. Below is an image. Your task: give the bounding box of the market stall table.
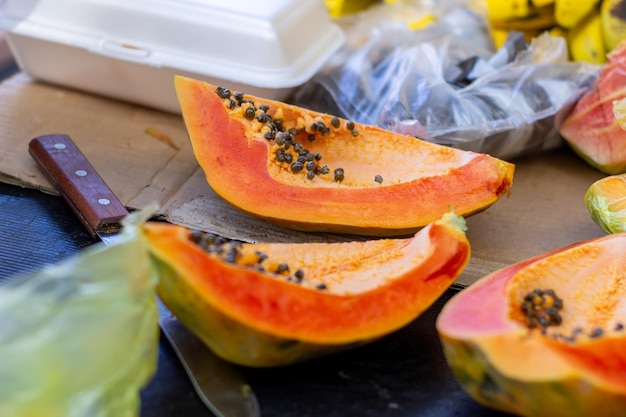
[0,70,608,417]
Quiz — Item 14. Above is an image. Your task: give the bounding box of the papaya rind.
[174,75,514,237]
[154,257,369,367]
[437,233,626,416]
[440,335,626,417]
[145,212,470,367]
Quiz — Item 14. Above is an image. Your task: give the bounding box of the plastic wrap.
[293,3,601,160]
[0,210,159,417]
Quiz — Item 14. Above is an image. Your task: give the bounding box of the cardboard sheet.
[0,73,608,286]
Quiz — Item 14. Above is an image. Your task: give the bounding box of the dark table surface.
[0,181,513,417]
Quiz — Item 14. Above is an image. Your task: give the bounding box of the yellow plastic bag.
[0,210,159,417]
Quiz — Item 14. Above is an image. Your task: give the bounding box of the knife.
[28,133,261,417]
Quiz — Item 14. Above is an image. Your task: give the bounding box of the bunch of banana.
[324,0,379,17]
[485,0,626,64]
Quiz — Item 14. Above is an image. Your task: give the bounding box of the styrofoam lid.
[0,0,345,88]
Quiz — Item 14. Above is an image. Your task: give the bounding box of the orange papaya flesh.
[436,232,626,417]
[559,41,626,175]
[174,75,514,236]
[143,211,470,367]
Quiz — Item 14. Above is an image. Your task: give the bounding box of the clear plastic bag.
[293,3,601,160]
[0,210,159,417]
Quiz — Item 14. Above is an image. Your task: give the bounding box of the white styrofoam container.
[0,0,345,113]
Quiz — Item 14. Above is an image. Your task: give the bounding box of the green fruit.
[585,173,626,234]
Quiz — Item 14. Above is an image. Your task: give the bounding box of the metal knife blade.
[28,133,260,417]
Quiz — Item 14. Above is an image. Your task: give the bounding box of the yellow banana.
[549,25,569,39]
[566,4,607,63]
[407,13,437,31]
[532,0,555,7]
[555,0,602,28]
[489,4,556,31]
[486,0,532,21]
[488,4,556,47]
[491,27,513,49]
[324,0,377,17]
[601,0,626,52]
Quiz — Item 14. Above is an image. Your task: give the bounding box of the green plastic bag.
[0,210,159,417]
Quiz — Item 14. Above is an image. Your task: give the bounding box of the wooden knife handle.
[28,134,129,238]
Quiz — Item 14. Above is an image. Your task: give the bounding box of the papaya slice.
[174,75,514,236]
[143,211,470,367]
[559,40,626,175]
[585,173,626,234]
[436,232,626,417]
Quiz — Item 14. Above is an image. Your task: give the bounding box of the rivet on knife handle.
[28,134,129,238]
